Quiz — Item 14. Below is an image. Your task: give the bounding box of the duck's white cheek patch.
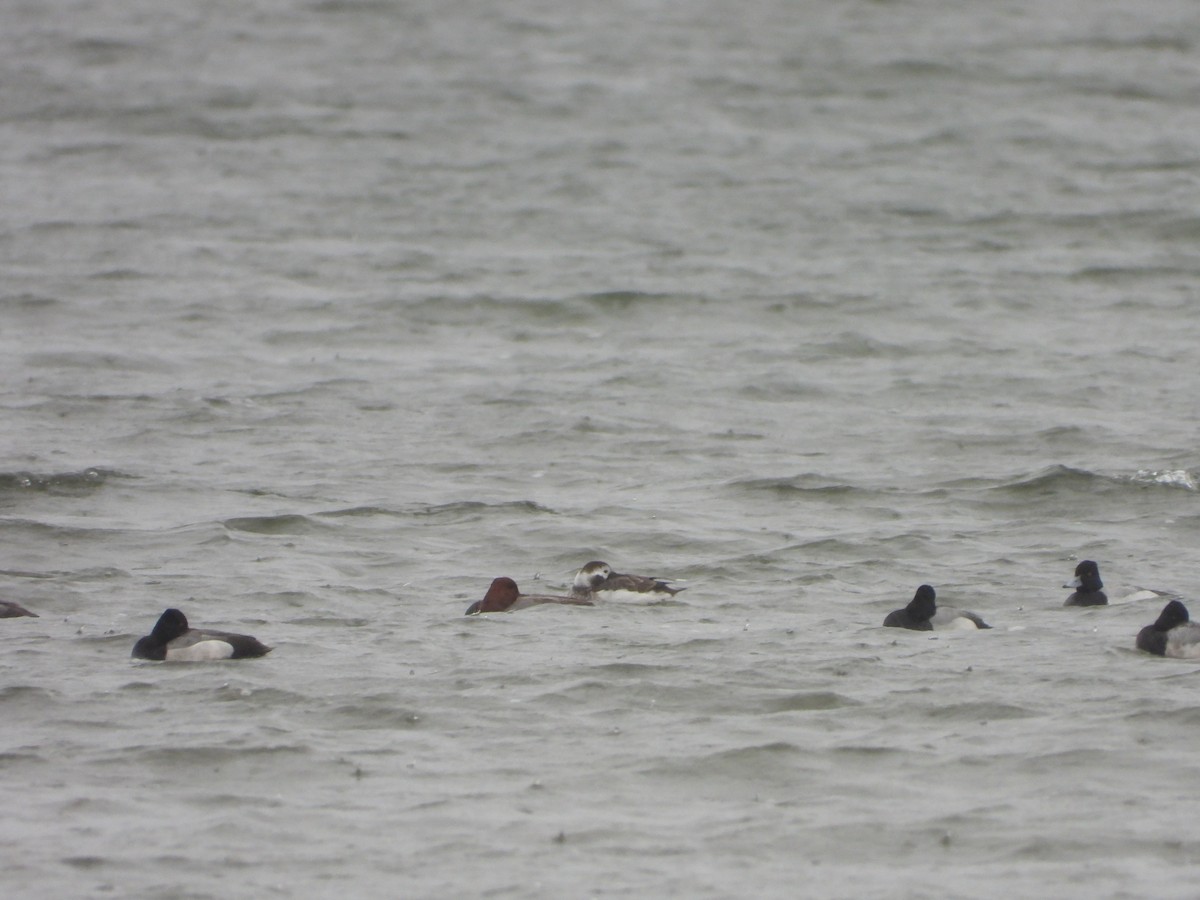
[167,641,235,661]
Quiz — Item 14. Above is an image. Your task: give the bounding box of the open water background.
[3,0,1200,896]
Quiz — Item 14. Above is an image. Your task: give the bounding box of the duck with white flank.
[571,561,684,603]
[884,585,991,631]
[1136,600,1200,658]
[132,608,272,661]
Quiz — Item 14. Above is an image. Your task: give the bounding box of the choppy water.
[4,0,1200,896]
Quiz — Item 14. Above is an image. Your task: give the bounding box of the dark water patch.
[317,506,404,519]
[992,465,1100,494]
[2,292,60,309]
[537,679,721,712]
[581,290,683,311]
[411,500,558,522]
[737,380,831,401]
[236,591,322,608]
[69,37,147,65]
[0,751,45,768]
[61,855,108,870]
[1024,748,1113,769]
[1125,706,1200,727]
[399,294,595,328]
[642,741,805,780]
[25,349,169,370]
[925,702,1038,722]
[0,467,131,496]
[570,416,639,436]
[833,745,909,758]
[91,268,148,281]
[0,518,124,547]
[328,701,423,729]
[669,637,730,651]
[1068,33,1192,53]
[809,331,907,359]
[726,474,862,498]
[1008,834,1191,862]
[284,615,372,627]
[119,681,160,692]
[875,58,962,80]
[83,630,142,650]
[213,685,308,706]
[711,429,766,441]
[1069,264,1195,283]
[222,514,331,535]
[1156,215,1200,241]
[0,685,60,705]
[762,691,860,713]
[587,662,677,677]
[639,597,691,609]
[1033,425,1088,444]
[308,0,417,15]
[188,792,286,809]
[533,679,622,704]
[128,744,310,767]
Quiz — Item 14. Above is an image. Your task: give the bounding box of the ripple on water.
[760,691,862,713]
[641,741,808,782]
[221,514,331,535]
[924,702,1040,722]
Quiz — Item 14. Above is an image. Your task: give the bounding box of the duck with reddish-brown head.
[465,577,594,615]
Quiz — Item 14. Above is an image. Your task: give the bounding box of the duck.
[1063,560,1107,606]
[1136,600,1200,658]
[570,561,684,602]
[465,577,595,615]
[883,584,991,631]
[0,600,38,618]
[131,608,272,661]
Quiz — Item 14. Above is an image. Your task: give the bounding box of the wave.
[222,514,333,535]
[761,691,861,713]
[587,662,676,677]
[641,741,808,780]
[1069,264,1196,283]
[327,701,423,730]
[411,500,558,520]
[124,744,311,767]
[985,464,1199,496]
[924,702,1039,722]
[0,685,60,706]
[1131,469,1198,491]
[580,290,682,311]
[316,505,404,519]
[725,474,863,498]
[224,501,557,534]
[24,350,172,372]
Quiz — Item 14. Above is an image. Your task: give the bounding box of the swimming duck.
[1063,560,1107,606]
[1136,600,1200,658]
[131,608,272,661]
[570,561,684,602]
[465,577,595,615]
[883,585,991,631]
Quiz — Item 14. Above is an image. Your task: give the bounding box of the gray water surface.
[4,1,1200,897]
